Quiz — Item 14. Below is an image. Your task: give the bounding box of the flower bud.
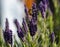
[14,19,24,41]
[3,18,12,44]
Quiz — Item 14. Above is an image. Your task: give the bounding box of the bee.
[24,0,35,10]
[24,0,36,15]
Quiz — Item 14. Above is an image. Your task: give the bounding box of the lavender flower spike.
[14,19,24,41]
[38,0,48,18]
[24,5,28,17]
[32,2,38,25]
[50,32,55,43]
[28,23,37,37]
[22,18,28,33]
[3,18,12,45]
[28,3,38,37]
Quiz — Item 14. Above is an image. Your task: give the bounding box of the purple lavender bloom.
[3,18,12,44]
[22,18,28,33]
[24,3,38,36]
[28,3,38,37]
[50,32,55,43]
[24,5,32,22]
[3,30,12,44]
[32,3,38,16]
[31,2,38,25]
[24,5,29,19]
[38,0,48,18]
[28,22,37,36]
[14,19,24,41]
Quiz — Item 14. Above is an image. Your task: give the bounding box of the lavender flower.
[38,0,48,18]
[28,22,37,36]
[22,18,28,33]
[28,3,38,37]
[14,19,24,41]
[24,5,28,17]
[50,32,55,43]
[24,2,38,36]
[3,30,12,44]
[32,3,38,21]
[3,18,12,44]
